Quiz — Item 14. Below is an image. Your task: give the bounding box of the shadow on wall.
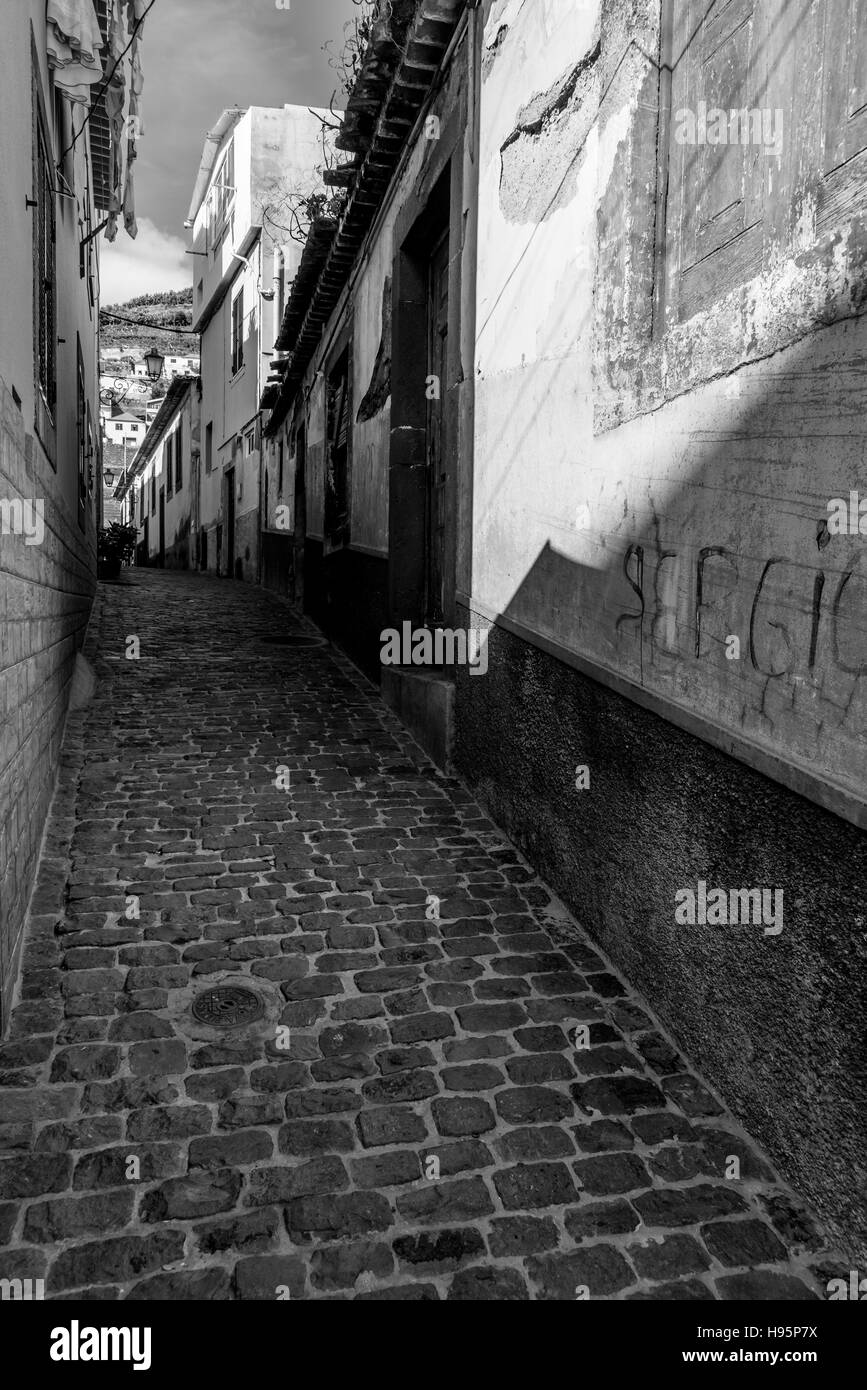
[456,306,867,1263]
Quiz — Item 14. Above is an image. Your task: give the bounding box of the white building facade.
[189,105,332,581]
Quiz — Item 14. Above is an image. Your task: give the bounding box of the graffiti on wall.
[612,529,866,784]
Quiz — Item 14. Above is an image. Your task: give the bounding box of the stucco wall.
[456,0,867,1259]
[195,106,335,582]
[456,616,867,1263]
[470,0,867,825]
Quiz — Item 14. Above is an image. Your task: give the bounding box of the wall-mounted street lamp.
[145,349,165,381]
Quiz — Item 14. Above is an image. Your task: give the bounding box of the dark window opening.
[33,86,56,447]
[76,337,86,530]
[324,348,351,545]
[231,290,244,375]
[175,419,183,491]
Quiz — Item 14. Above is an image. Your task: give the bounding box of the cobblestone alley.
[0,572,842,1300]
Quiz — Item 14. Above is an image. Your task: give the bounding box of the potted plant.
[97,521,138,581]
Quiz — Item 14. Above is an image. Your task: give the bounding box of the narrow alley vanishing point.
[0,572,840,1300]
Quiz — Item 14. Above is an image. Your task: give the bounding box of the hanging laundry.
[103,0,139,240]
[104,74,126,242]
[47,0,101,56]
[127,0,150,25]
[123,88,139,238]
[84,0,148,239]
[120,6,145,236]
[108,0,126,61]
[123,145,138,238]
[46,0,104,104]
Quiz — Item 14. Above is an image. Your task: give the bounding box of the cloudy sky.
[101,0,360,304]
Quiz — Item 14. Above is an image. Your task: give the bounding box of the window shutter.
[336,379,349,451]
[34,120,57,414]
[824,0,867,173]
[663,0,772,322]
[818,0,867,232]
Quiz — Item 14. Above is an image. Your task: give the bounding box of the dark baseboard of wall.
[455,606,867,1263]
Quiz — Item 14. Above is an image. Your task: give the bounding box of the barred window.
[175,419,182,491]
[76,338,86,530]
[34,103,56,442]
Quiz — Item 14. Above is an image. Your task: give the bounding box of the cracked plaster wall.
[458,0,867,1261]
[470,0,867,819]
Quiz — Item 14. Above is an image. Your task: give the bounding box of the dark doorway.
[158,489,165,569]
[426,229,449,627]
[389,162,455,632]
[225,467,235,579]
[324,352,350,545]
[294,423,307,608]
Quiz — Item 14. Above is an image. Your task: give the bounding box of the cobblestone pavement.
[0,571,841,1300]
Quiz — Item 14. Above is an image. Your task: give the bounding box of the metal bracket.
[80,218,110,277]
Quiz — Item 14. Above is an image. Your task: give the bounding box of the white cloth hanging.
[46,0,104,104]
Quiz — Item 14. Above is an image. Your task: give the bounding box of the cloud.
[130,0,355,233]
[100,218,190,304]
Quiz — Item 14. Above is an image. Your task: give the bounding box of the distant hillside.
[99,289,196,357]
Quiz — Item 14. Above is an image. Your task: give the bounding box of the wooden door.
[293,425,306,607]
[226,467,235,577]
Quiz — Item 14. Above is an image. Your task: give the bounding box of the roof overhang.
[187,107,247,225]
[263,0,467,435]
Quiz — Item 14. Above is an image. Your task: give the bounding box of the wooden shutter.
[35,118,56,413]
[76,339,86,529]
[824,0,867,172]
[819,0,867,230]
[662,0,772,322]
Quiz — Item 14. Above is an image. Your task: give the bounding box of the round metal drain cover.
[192,985,264,1029]
[260,634,325,648]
